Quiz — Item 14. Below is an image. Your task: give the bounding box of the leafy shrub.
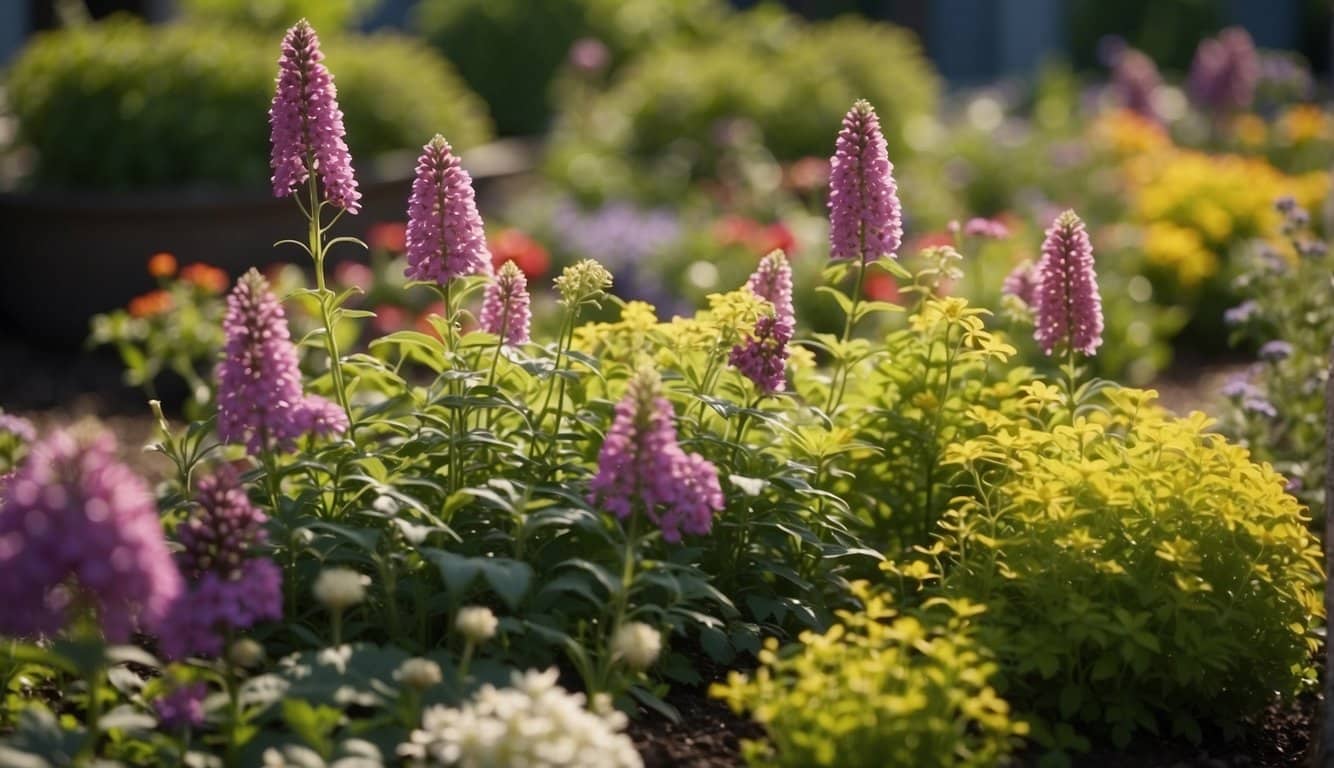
[414,0,728,136]
[711,584,1026,767]
[926,386,1324,750]
[546,9,939,202]
[177,0,373,32]
[5,18,492,190]
[1221,201,1332,513]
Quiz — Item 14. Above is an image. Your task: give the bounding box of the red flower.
[784,157,829,192]
[180,263,229,295]
[862,272,900,303]
[756,222,796,255]
[713,216,795,256]
[129,290,174,318]
[489,228,550,279]
[370,304,409,335]
[148,252,178,279]
[367,221,407,253]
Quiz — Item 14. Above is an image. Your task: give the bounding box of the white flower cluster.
[397,668,642,768]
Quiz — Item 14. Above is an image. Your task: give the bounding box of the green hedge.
[5,17,493,190]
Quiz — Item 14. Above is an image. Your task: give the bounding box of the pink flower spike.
[828,100,902,263]
[269,19,360,212]
[404,135,493,285]
[1034,210,1103,357]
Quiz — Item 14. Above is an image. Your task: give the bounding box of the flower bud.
[395,657,443,692]
[312,567,368,611]
[611,621,662,672]
[228,638,265,669]
[455,606,498,644]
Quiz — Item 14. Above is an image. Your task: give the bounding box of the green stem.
[75,666,104,764]
[826,257,868,414]
[331,607,344,648]
[457,639,476,684]
[532,308,576,462]
[307,176,353,433]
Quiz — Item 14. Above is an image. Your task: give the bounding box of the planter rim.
[0,138,538,212]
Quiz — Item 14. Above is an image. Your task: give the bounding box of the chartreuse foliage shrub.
[5,18,491,190]
[919,386,1324,751]
[414,0,728,136]
[711,584,1026,767]
[546,8,938,202]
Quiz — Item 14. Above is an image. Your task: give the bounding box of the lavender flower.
[155,683,208,729]
[479,260,532,345]
[1034,210,1103,357]
[1109,47,1162,118]
[963,217,1011,240]
[1223,300,1260,328]
[269,19,360,212]
[1258,340,1293,362]
[549,200,683,314]
[729,315,791,395]
[404,135,492,285]
[1002,260,1040,307]
[0,413,35,444]
[588,368,724,543]
[744,250,795,332]
[828,100,902,263]
[0,427,182,641]
[1188,27,1258,114]
[161,471,282,659]
[217,270,346,454]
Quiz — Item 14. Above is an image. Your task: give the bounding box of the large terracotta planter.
[0,142,532,346]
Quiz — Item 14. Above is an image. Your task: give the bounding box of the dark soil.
[629,688,765,768]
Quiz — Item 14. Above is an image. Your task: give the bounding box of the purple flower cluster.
[961,217,1011,240]
[745,250,795,333]
[217,270,348,455]
[269,19,360,212]
[155,682,208,729]
[0,412,35,444]
[729,315,791,395]
[588,368,724,543]
[1221,373,1277,418]
[1109,47,1162,118]
[0,427,182,641]
[1223,300,1260,328]
[1034,210,1103,357]
[404,135,492,285]
[161,471,282,659]
[1189,27,1258,114]
[828,100,902,263]
[1002,260,1039,307]
[549,200,683,314]
[1258,340,1293,362]
[480,261,533,345]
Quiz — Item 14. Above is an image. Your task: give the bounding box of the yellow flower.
[1091,109,1172,159]
[1142,222,1217,288]
[1229,113,1267,148]
[1279,104,1328,144]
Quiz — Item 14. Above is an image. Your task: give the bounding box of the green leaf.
[1058,684,1082,719]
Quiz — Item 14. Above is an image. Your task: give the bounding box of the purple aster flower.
[1220,372,1256,399]
[828,100,902,263]
[588,368,724,543]
[479,260,532,345]
[161,471,282,659]
[729,315,791,395]
[1110,47,1162,118]
[404,135,492,285]
[0,427,182,641]
[1242,394,1278,418]
[1188,27,1258,114]
[1002,260,1040,307]
[269,19,360,212]
[291,395,350,440]
[745,250,795,333]
[1034,210,1103,357]
[217,271,303,454]
[963,217,1011,240]
[177,470,268,581]
[1223,300,1260,328]
[155,682,207,730]
[1284,475,1304,494]
[1258,340,1293,362]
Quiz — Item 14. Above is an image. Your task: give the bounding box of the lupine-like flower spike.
[1110,47,1162,118]
[217,269,347,454]
[0,427,182,641]
[828,100,902,263]
[729,315,791,395]
[404,135,492,285]
[745,250,795,332]
[588,367,724,542]
[1034,210,1104,357]
[269,19,360,212]
[160,470,282,659]
[479,260,532,345]
[1188,26,1258,114]
[1001,260,1039,307]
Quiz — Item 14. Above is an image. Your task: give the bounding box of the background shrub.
[414,0,728,136]
[545,8,939,203]
[928,387,1323,750]
[5,17,492,190]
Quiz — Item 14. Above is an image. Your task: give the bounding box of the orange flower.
[147,252,178,279]
[489,228,551,279]
[368,221,408,253]
[180,263,229,294]
[128,290,174,318]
